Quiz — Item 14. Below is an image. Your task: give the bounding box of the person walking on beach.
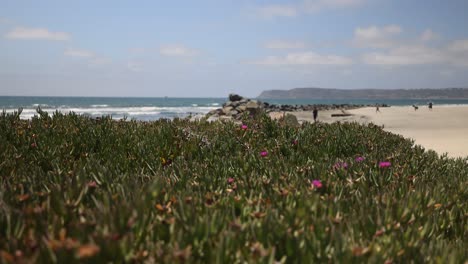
[313,107,318,122]
[428,102,433,111]
[376,105,380,113]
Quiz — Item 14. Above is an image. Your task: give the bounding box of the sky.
[1,0,468,97]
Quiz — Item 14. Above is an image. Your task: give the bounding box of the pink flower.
[260,151,268,157]
[312,180,323,189]
[379,161,391,168]
[227,177,235,184]
[333,162,348,170]
[87,181,98,188]
[241,124,248,130]
[292,139,298,145]
[355,156,365,162]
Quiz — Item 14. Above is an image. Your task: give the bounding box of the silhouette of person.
[313,107,318,122]
[376,105,380,113]
[428,102,433,111]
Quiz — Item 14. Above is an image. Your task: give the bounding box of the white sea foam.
[32,104,49,107]
[3,106,218,120]
[90,104,109,107]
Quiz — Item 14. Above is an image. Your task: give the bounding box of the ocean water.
[1,96,468,121]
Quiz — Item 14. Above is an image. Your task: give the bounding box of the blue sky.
[1,0,468,97]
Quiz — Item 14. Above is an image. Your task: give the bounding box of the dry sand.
[289,105,468,158]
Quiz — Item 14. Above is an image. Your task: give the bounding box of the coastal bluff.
[258,87,468,99]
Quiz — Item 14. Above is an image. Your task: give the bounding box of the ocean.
[2,96,468,121]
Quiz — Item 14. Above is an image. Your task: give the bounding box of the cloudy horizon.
[1,0,468,97]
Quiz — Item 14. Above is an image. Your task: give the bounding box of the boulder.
[245,100,260,109]
[219,115,233,121]
[237,105,247,112]
[222,106,234,115]
[229,94,243,102]
[223,101,234,107]
[206,115,219,122]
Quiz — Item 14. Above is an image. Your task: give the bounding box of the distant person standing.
[428,102,433,111]
[376,105,381,113]
[313,107,318,122]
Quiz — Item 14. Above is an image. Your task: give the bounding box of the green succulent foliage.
[0,110,466,263]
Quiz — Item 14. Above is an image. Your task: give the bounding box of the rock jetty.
[205,94,388,121]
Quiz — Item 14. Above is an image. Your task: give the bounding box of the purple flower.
[355,156,365,162]
[227,177,235,184]
[312,180,323,189]
[334,162,348,170]
[241,124,248,130]
[292,139,298,145]
[379,161,391,168]
[260,151,268,157]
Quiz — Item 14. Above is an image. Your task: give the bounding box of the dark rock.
[229,94,243,102]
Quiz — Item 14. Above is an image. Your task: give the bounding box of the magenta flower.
[260,151,268,157]
[312,180,323,189]
[227,177,235,184]
[334,162,348,170]
[292,139,298,145]
[241,124,248,130]
[379,161,391,168]
[355,156,365,162]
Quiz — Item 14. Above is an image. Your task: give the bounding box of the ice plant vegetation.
[241,124,248,130]
[0,110,466,263]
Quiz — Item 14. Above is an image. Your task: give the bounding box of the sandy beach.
[290,105,468,158]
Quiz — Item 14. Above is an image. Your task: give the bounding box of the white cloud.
[257,0,366,18]
[127,61,144,72]
[420,29,437,42]
[258,5,297,18]
[265,40,306,49]
[64,47,111,67]
[448,39,468,53]
[353,25,402,48]
[89,57,111,66]
[304,0,366,12]
[159,45,199,57]
[5,26,70,41]
[64,48,94,58]
[362,40,468,67]
[362,45,445,65]
[353,26,468,67]
[250,51,353,65]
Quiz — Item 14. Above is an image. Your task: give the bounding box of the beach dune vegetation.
[0,110,466,263]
